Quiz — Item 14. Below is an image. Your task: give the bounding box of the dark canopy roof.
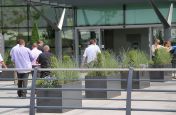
[34,0,172,7]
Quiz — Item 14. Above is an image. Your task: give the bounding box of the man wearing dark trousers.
[37,45,52,78]
[11,39,34,98]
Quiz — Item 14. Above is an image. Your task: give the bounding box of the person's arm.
[27,48,35,62]
[81,49,87,68]
[1,61,7,68]
[0,54,7,68]
[81,56,86,68]
[97,46,101,53]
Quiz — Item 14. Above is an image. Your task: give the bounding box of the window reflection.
[61,28,74,58]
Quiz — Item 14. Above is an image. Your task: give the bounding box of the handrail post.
[30,67,38,115]
[126,67,134,115]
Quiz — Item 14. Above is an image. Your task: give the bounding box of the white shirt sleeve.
[95,45,101,53]
[0,54,3,62]
[83,48,87,57]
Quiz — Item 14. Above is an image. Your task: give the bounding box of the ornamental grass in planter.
[120,49,150,89]
[150,48,172,81]
[1,51,15,81]
[85,51,121,99]
[36,56,82,113]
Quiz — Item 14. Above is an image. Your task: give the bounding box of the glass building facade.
[0,0,75,58]
[0,0,176,62]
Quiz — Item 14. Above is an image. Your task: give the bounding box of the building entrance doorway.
[102,28,149,55]
[75,29,101,64]
[75,28,149,64]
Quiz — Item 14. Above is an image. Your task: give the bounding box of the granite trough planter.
[36,81,82,113]
[121,71,150,89]
[149,64,172,82]
[85,74,121,98]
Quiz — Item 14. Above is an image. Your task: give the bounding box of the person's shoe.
[18,94,26,99]
[18,94,22,98]
[22,94,26,98]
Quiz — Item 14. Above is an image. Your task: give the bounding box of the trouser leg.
[17,73,29,97]
[17,73,23,97]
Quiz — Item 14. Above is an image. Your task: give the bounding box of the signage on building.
[0,33,4,57]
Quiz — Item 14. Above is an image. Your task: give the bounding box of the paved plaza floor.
[0,79,176,115]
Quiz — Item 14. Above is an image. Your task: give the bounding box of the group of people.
[0,38,52,98]
[2,37,175,97]
[0,37,102,98]
[151,39,172,58]
[151,38,176,78]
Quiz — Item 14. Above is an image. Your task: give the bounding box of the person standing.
[151,39,163,59]
[10,39,20,57]
[10,39,20,85]
[11,39,34,98]
[81,39,101,67]
[37,45,53,78]
[37,40,44,52]
[31,43,42,77]
[0,53,7,76]
[163,40,172,52]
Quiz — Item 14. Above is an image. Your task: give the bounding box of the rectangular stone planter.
[149,64,172,82]
[85,74,121,98]
[121,71,150,89]
[36,81,82,113]
[0,65,15,81]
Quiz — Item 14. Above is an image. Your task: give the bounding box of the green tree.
[31,22,40,44]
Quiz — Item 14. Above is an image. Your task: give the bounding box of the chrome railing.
[0,68,176,115]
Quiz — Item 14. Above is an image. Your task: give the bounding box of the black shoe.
[18,94,22,97]
[21,94,26,98]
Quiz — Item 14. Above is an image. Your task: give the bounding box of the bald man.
[37,45,53,78]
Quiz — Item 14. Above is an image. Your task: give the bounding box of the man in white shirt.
[151,39,163,59]
[31,43,42,77]
[11,39,34,98]
[31,43,42,67]
[10,39,20,57]
[82,39,101,67]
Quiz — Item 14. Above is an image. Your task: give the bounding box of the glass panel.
[153,27,176,44]
[52,7,74,27]
[126,3,171,24]
[3,0,26,5]
[28,26,56,52]
[0,7,2,27]
[172,28,176,39]
[29,6,74,28]
[171,27,176,45]
[29,6,47,28]
[4,28,28,48]
[77,7,123,26]
[61,28,74,57]
[42,5,56,25]
[173,7,176,22]
[3,7,27,27]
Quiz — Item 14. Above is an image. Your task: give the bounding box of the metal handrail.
[0,68,176,115]
[30,67,38,115]
[126,67,133,115]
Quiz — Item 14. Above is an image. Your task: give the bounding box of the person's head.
[89,39,95,45]
[43,45,50,52]
[37,40,44,46]
[16,39,20,44]
[19,39,25,46]
[32,43,38,49]
[154,39,160,45]
[163,40,171,47]
[93,39,97,44]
